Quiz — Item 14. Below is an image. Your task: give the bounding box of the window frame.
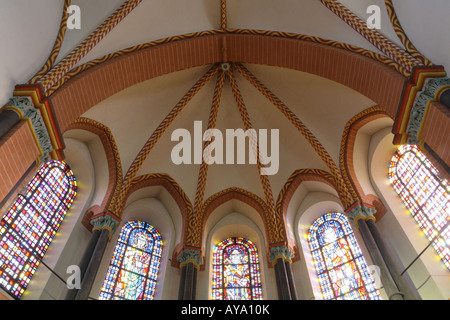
[388,144,450,270]
[99,220,163,300]
[306,212,381,300]
[211,237,263,300]
[0,160,77,299]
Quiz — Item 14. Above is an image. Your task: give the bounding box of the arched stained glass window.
[211,237,262,300]
[0,160,77,299]
[389,144,450,269]
[99,220,163,300]
[307,212,381,300]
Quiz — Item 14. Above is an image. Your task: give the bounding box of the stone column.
[269,245,297,300]
[284,259,297,300]
[366,218,421,300]
[347,205,404,300]
[74,211,120,300]
[177,249,202,300]
[439,88,450,107]
[65,228,101,300]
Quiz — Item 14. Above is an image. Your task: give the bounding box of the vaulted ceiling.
[1,0,449,230]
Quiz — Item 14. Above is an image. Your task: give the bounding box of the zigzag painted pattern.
[338,106,386,205]
[39,0,143,93]
[45,27,410,96]
[234,63,355,208]
[318,0,421,73]
[109,65,220,215]
[226,67,287,243]
[29,0,72,84]
[193,71,225,216]
[383,0,433,66]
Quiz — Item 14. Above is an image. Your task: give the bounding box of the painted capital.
[91,211,121,237]
[7,96,53,163]
[407,76,450,145]
[269,244,294,263]
[346,203,377,224]
[177,248,203,268]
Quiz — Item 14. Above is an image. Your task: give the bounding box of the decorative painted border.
[39,0,143,93]
[339,106,388,204]
[193,71,225,216]
[318,0,421,73]
[6,96,52,164]
[383,0,432,66]
[6,85,65,163]
[68,117,123,210]
[199,187,273,244]
[127,173,193,250]
[406,77,450,145]
[393,66,446,145]
[276,168,338,216]
[109,65,220,216]
[220,0,227,29]
[28,0,72,84]
[234,63,354,209]
[226,67,277,220]
[44,27,410,96]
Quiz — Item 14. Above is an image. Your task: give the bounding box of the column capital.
[406,76,450,145]
[90,211,121,238]
[177,248,203,269]
[346,203,377,224]
[269,244,294,264]
[5,84,65,163]
[392,65,450,146]
[7,96,53,163]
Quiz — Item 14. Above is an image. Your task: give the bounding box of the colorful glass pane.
[389,145,450,269]
[307,212,381,300]
[99,220,163,300]
[212,237,263,300]
[0,161,77,299]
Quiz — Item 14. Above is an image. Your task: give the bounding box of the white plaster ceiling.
[81,61,375,204]
[2,0,450,214]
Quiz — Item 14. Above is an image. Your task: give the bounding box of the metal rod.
[400,219,450,276]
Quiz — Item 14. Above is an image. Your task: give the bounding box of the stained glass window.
[211,237,262,300]
[307,212,381,300]
[99,220,163,300]
[389,144,450,270]
[0,160,77,299]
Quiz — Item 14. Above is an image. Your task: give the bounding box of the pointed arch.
[199,187,273,248]
[67,117,123,230]
[339,106,390,219]
[50,33,406,135]
[277,169,340,217]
